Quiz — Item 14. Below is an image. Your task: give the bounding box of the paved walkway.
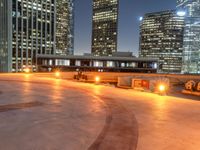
[0,74,199,150]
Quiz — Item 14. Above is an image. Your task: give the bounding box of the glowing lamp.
[159,84,166,92]
[55,71,60,77]
[24,68,30,73]
[95,76,100,82]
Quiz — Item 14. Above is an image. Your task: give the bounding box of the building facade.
[177,0,200,74]
[91,0,119,56]
[56,0,74,56]
[0,0,12,72]
[139,10,185,73]
[0,0,74,72]
[37,54,158,73]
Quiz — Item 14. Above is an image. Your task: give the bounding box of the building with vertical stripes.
[56,0,74,56]
[139,10,185,73]
[177,0,200,74]
[91,0,119,56]
[0,0,74,72]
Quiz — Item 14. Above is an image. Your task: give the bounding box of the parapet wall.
[34,72,200,84]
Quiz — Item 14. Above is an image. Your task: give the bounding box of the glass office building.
[0,0,12,72]
[56,0,74,56]
[91,0,119,56]
[0,0,74,72]
[177,0,200,74]
[139,10,185,73]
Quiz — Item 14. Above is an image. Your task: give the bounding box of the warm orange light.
[55,72,60,77]
[159,84,166,92]
[24,68,30,73]
[95,76,100,82]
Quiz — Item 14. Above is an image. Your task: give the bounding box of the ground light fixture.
[95,76,100,83]
[159,84,166,92]
[157,84,167,95]
[24,68,30,73]
[55,71,60,78]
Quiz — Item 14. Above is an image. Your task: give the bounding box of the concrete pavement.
[0,74,200,150]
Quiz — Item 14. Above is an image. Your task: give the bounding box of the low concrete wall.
[77,72,200,84]
[34,72,200,84]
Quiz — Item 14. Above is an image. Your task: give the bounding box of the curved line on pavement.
[0,79,139,150]
[88,96,139,150]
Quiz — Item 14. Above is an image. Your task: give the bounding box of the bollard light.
[24,68,30,73]
[55,71,60,78]
[95,76,100,83]
[159,84,166,92]
[156,83,167,95]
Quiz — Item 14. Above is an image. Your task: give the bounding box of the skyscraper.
[56,0,74,56]
[91,0,119,56]
[0,0,74,72]
[177,0,200,74]
[139,10,185,73]
[0,0,12,72]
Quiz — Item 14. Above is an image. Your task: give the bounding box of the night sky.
[74,0,176,56]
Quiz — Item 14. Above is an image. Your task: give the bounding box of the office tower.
[177,0,200,74]
[0,0,74,72]
[56,0,74,55]
[91,0,119,56]
[0,0,12,72]
[139,10,185,73]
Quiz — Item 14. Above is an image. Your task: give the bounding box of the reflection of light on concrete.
[55,79,61,85]
[23,82,31,96]
[91,85,106,113]
[93,85,102,96]
[156,96,167,109]
[55,71,60,78]
[154,96,169,121]
[24,74,31,80]
[51,79,62,104]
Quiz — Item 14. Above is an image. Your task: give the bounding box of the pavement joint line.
[0,101,45,113]
[88,96,139,150]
